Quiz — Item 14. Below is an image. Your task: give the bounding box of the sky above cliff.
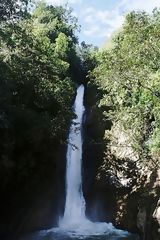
[46,0,160,46]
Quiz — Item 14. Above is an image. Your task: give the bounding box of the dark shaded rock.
[82,84,115,223]
[115,170,160,240]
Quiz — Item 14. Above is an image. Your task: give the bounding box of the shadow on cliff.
[82,84,116,223]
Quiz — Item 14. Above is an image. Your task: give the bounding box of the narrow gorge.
[0,1,160,240]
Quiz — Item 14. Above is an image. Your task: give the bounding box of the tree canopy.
[0,0,83,187]
[91,9,160,163]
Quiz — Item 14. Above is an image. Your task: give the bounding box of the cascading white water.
[58,84,130,237]
[60,84,86,227]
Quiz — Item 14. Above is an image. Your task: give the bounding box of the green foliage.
[0,0,31,22]
[78,41,99,83]
[92,10,160,162]
[0,0,80,187]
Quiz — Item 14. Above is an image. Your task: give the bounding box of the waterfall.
[60,84,86,227]
[58,84,129,237]
[17,85,138,240]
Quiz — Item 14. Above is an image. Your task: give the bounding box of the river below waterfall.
[18,230,139,240]
[18,85,139,240]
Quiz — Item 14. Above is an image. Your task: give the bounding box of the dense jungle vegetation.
[91,9,160,166]
[0,0,88,188]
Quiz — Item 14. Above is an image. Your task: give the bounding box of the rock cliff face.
[83,85,115,223]
[83,85,160,240]
[1,84,159,240]
[102,123,160,240]
[114,168,160,240]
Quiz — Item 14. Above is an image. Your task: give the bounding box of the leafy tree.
[77,41,98,83]
[0,0,80,191]
[92,10,160,163]
[0,0,31,22]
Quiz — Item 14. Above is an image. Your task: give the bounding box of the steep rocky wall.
[115,169,160,240]
[103,122,160,239]
[83,85,160,240]
[96,123,160,240]
[83,85,116,222]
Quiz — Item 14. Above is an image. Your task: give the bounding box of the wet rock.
[153,200,160,226]
[137,207,146,237]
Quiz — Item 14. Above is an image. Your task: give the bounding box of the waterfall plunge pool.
[18,228,139,240]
